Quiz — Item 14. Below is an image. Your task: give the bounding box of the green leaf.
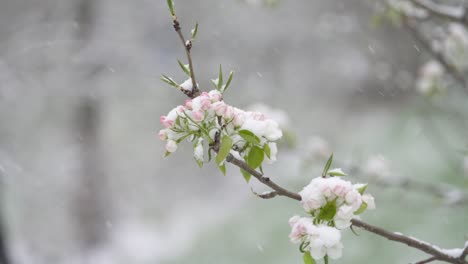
[211,78,219,90]
[166,0,175,16]
[191,22,199,39]
[355,184,368,195]
[354,202,368,215]
[322,153,334,177]
[324,255,329,264]
[218,64,223,90]
[223,71,234,92]
[303,252,316,264]
[239,130,260,144]
[218,163,226,176]
[328,168,346,177]
[240,168,251,182]
[247,146,264,169]
[177,59,190,76]
[164,151,171,157]
[317,201,337,221]
[263,143,271,159]
[160,74,179,88]
[195,158,203,168]
[207,148,212,162]
[215,135,232,165]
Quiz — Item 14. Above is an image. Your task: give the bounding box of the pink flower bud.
[158,129,167,140]
[213,102,227,116]
[192,110,205,122]
[185,99,193,109]
[160,116,174,128]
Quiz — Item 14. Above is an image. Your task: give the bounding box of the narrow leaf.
[303,252,316,264]
[240,168,251,182]
[328,168,346,177]
[191,22,199,39]
[211,78,219,90]
[247,146,264,169]
[195,159,203,168]
[215,135,233,165]
[161,74,178,87]
[218,163,226,176]
[166,0,175,16]
[322,153,334,177]
[324,255,329,264]
[263,143,271,159]
[177,59,190,76]
[218,64,223,90]
[223,70,234,92]
[239,129,260,144]
[355,184,368,195]
[354,202,368,215]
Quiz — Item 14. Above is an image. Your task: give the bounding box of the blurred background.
[0,0,467,263]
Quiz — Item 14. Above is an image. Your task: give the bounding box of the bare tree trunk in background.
[0,173,11,264]
[73,98,109,252]
[71,0,111,255]
[0,180,10,264]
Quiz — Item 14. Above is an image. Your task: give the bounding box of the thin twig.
[171,17,200,98]
[409,0,468,26]
[402,18,468,94]
[414,256,439,264]
[226,154,302,201]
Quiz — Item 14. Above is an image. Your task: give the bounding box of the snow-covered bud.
[194,138,204,162]
[165,140,178,153]
[180,78,193,91]
[208,90,222,102]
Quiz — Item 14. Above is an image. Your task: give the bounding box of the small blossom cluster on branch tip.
[158,80,282,177]
[290,156,375,263]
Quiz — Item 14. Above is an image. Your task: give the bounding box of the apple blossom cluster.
[158,84,282,176]
[289,164,375,263]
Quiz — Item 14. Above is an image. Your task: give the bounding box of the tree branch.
[171,17,200,98]
[414,256,439,264]
[226,154,302,201]
[409,0,468,26]
[460,244,468,260]
[403,19,468,94]
[351,219,467,264]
